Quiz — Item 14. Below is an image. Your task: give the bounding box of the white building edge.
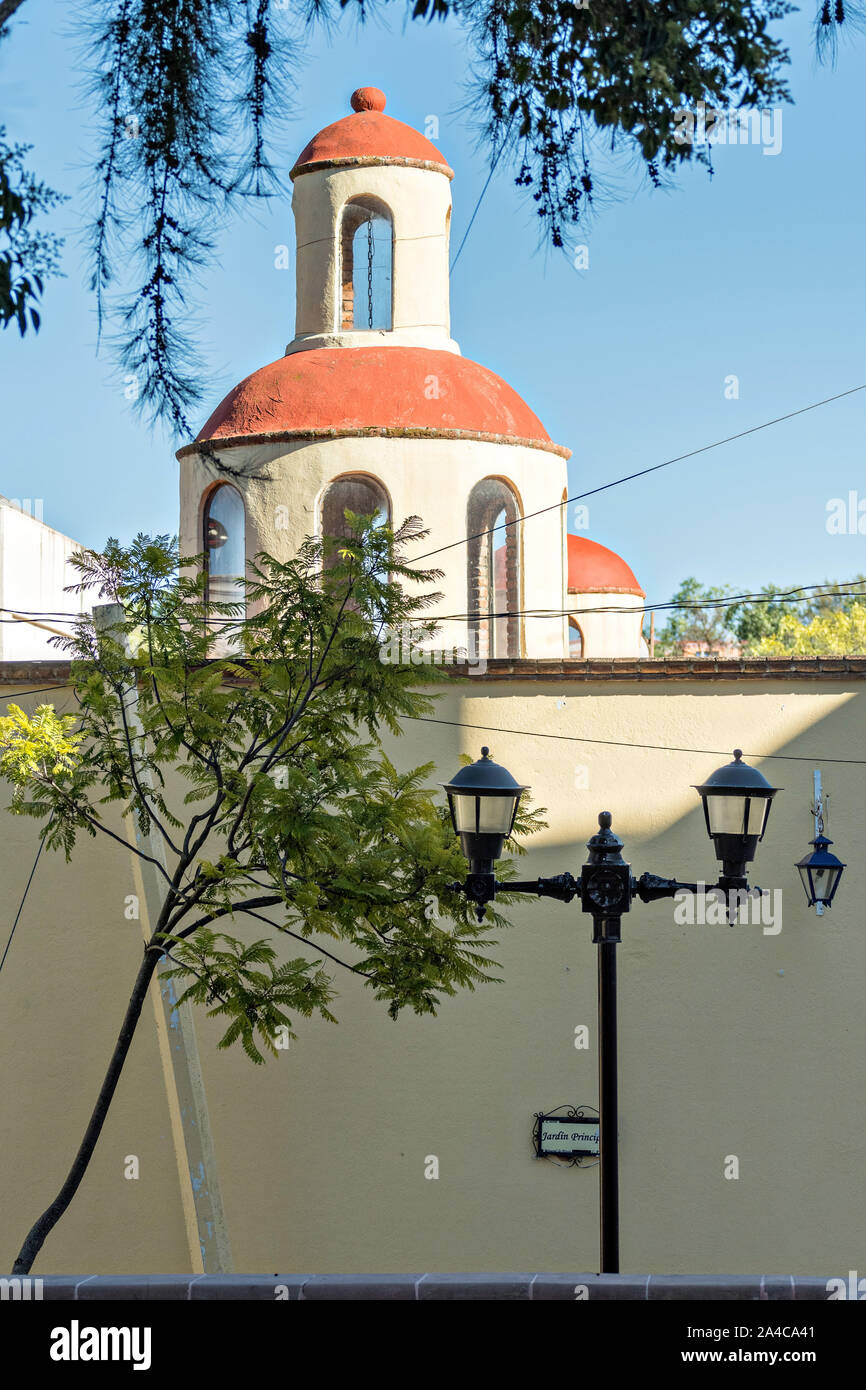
[0,497,88,662]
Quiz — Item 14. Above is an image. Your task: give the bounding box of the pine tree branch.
[0,0,27,29]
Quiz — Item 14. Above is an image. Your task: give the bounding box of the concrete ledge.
[12,1274,835,1301]
[2,657,866,690]
[443,657,866,682]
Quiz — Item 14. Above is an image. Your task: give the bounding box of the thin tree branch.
[240,908,374,980]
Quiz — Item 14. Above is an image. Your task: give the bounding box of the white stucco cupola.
[287,86,458,355]
[178,83,642,666]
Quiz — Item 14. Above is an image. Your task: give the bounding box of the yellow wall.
[1,673,863,1274]
[0,771,191,1273]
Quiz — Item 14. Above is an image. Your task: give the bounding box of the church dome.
[567,534,644,596]
[181,347,569,458]
[291,87,452,180]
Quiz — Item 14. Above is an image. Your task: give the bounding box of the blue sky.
[1,2,864,609]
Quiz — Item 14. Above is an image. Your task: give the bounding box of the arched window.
[321,474,389,540]
[568,617,584,658]
[340,197,393,331]
[467,478,520,659]
[320,475,390,587]
[203,484,246,611]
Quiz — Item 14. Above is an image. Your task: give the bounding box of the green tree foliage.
[748,601,866,654]
[732,578,866,647]
[655,576,866,655]
[3,0,854,429]
[1,516,544,1269]
[654,576,739,655]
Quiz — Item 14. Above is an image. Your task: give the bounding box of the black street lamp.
[443,748,528,888]
[694,749,779,891]
[797,835,846,909]
[442,746,781,1275]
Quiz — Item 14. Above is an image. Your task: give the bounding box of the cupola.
[287,87,458,355]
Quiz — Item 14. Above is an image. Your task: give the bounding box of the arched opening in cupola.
[568,616,585,658]
[320,473,390,567]
[467,478,521,660]
[340,197,393,331]
[203,482,246,616]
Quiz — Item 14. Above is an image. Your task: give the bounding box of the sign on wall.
[533,1107,599,1164]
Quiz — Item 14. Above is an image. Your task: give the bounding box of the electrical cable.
[407,381,866,565]
[0,825,49,978]
[0,684,71,700]
[450,123,513,272]
[402,714,866,766]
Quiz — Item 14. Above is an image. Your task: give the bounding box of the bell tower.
[287,87,459,356]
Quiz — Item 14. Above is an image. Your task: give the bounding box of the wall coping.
[5,1273,837,1301]
[443,656,866,681]
[2,657,865,688]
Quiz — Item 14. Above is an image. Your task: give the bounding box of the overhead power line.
[407,382,866,566]
[404,714,866,766]
[450,121,513,273]
[0,684,71,700]
[0,826,49,978]
[427,582,866,627]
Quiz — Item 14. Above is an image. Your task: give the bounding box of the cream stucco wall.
[1,670,863,1275]
[289,163,457,354]
[0,769,191,1273]
[180,436,570,660]
[566,590,646,658]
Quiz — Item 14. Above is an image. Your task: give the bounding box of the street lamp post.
[443,747,781,1274]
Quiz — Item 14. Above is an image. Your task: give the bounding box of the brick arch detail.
[339,195,394,331]
[467,477,521,659]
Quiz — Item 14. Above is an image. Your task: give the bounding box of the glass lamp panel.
[704,794,748,836]
[450,794,479,834]
[478,794,517,835]
[824,867,842,901]
[814,865,841,903]
[744,795,772,837]
[798,865,813,901]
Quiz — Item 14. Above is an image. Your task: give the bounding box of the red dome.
[291,88,451,179]
[180,348,569,457]
[567,534,644,596]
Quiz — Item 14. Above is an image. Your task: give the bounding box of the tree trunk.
[11,946,161,1274]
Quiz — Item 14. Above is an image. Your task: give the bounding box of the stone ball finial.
[351,87,386,113]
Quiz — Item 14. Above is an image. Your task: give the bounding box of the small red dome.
[291,89,451,179]
[180,347,569,458]
[567,534,644,596]
[351,87,386,113]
